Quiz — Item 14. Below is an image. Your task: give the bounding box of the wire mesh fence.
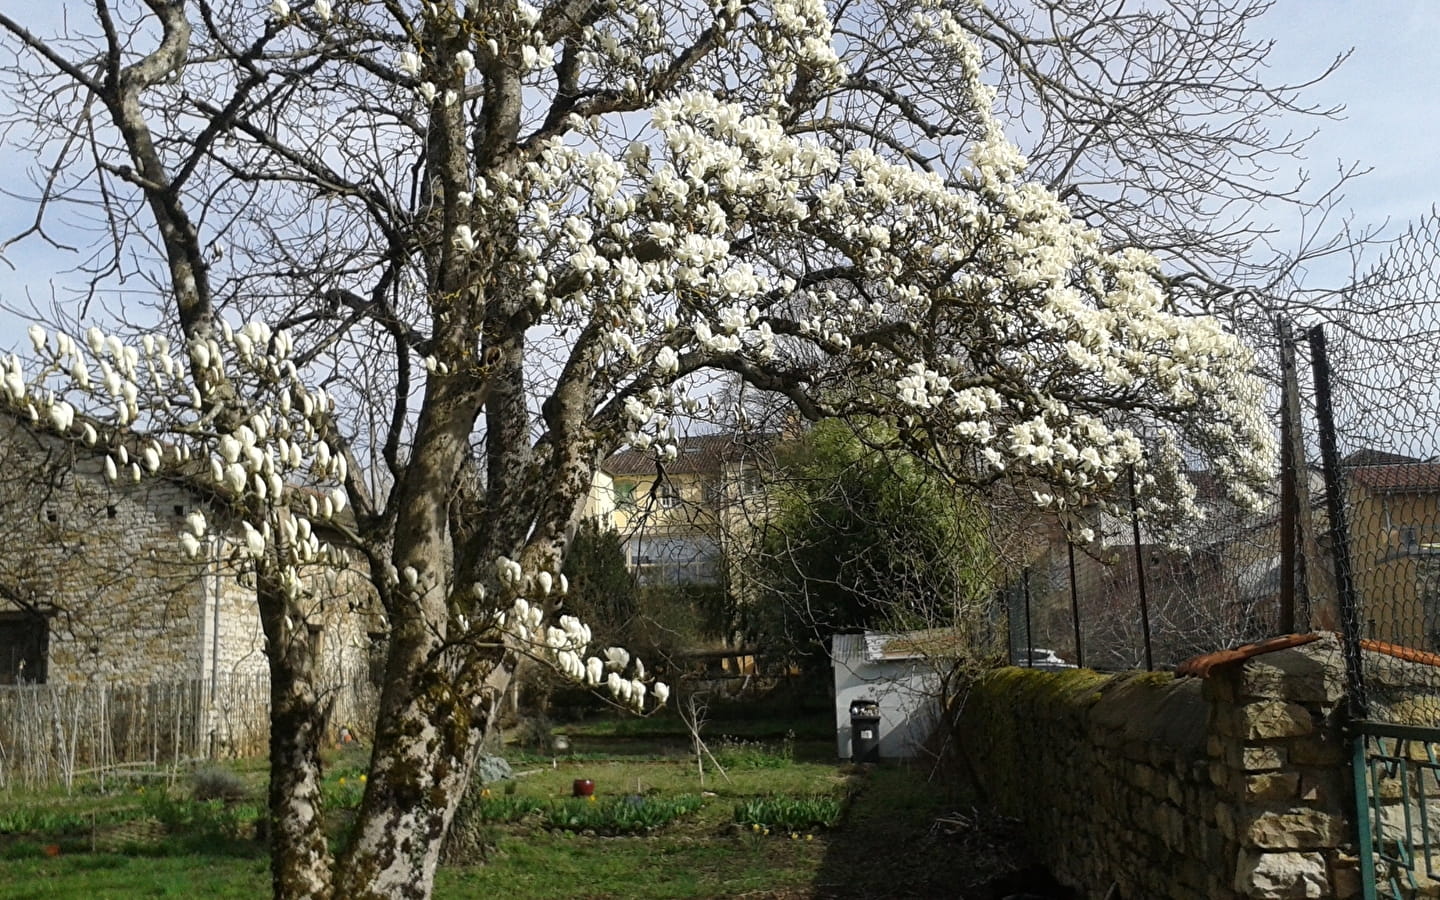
[1005,211,1440,691]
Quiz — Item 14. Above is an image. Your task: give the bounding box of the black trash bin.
[849,698,881,763]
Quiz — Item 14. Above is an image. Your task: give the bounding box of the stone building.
[0,413,381,699]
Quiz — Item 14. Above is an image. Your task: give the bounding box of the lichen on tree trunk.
[257,566,334,900]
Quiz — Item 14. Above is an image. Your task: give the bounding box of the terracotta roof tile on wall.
[1343,448,1424,468]
[1348,462,1440,493]
[602,432,773,477]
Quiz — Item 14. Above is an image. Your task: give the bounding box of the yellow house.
[590,433,771,585]
[1343,450,1440,648]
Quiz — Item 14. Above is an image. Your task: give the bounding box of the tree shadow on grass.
[808,763,1032,900]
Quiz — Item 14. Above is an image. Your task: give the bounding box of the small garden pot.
[572,778,595,798]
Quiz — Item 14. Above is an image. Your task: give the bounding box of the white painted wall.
[831,633,944,760]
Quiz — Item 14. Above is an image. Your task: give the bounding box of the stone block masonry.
[957,633,1357,899]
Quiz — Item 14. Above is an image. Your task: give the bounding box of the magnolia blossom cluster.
[493,590,668,712]
[755,0,847,104]
[299,0,1266,537]
[3,321,353,591]
[482,47,1266,502]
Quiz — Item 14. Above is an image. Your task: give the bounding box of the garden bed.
[0,732,1019,898]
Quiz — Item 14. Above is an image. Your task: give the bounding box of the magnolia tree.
[0,0,1274,897]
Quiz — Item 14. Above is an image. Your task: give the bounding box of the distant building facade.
[587,432,773,586]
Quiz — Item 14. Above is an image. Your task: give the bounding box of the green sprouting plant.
[471,794,547,824]
[0,807,90,835]
[733,795,843,832]
[543,795,705,834]
[140,789,259,841]
[712,736,794,770]
[322,769,367,810]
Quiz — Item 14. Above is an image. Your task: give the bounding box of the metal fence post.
[1067,542,1084,668]
[1128,467,1154,671]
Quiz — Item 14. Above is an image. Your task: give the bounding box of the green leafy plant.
[734,795,844,832]
[542,794,705,834]
[470,794,546,824]
[141,790,259,842]
[321,767,367,810]
[0,807,90,835]
[712,735,794,770]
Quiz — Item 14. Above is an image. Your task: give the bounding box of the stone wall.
[958,634,1359,899]
[0,428,213,684]
[0,416,382,750]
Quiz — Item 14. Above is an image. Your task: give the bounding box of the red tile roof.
[1348,462,1440,493]
[602,432,772,477]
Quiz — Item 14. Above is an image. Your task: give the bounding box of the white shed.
[830,629,953,760]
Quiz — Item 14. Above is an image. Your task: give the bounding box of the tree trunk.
[267,664,333,899]
[331,659,507,900]
[256,564,334,900]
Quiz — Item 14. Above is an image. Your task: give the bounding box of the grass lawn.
[0,733,1020,899]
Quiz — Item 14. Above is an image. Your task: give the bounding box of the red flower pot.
[572,778,595,798]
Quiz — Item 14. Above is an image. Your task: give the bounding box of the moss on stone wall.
[954,640,1355,900]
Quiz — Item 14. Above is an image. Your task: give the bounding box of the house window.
[742,469,762,494]
[657,481,681,508]
[0,612,48,684]
[705,479,726,505]
[615,481,636,508]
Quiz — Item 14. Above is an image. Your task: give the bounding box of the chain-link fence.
[1006,212,1440,687]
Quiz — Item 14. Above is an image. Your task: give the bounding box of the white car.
[1017,648,1077,670]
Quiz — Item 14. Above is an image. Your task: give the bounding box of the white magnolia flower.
[453,225,476,253]
[269,0,290,19]
[179,532,202,559]
[242,522,266,558]
[605,646,630,671]
[398,51,421,78]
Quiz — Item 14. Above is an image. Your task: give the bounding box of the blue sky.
[0,1,1435,351]
[1264,0,1440,232]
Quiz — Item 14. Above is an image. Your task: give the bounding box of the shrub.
[191,767,249,803]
